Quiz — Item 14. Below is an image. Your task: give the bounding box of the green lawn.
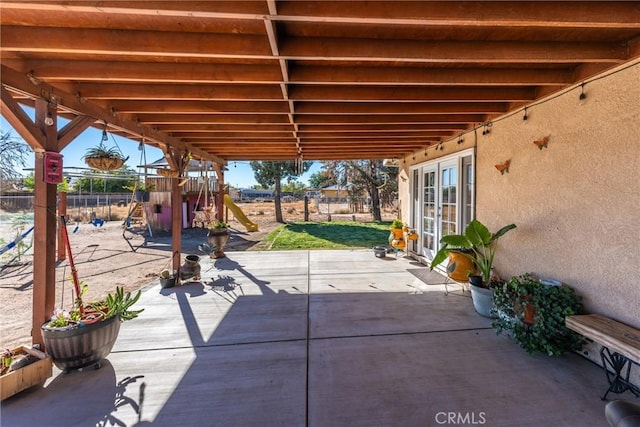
[262,221,392,250]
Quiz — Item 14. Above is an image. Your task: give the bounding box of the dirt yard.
[0,200,394,348]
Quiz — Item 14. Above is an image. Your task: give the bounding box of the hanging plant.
[157,168,179,178]
[83,141,127,171]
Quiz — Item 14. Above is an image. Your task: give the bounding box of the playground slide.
[223,194,259,232]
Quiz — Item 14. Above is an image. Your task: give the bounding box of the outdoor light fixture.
[457,136,464,144]
[579,83,587,104]
[522,107,529,123]
[482,122,492,135]
[44,112,54,127]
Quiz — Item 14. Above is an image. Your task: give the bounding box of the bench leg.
[600,347,640,400]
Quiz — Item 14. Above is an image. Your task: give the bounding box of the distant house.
[319,185,349,200]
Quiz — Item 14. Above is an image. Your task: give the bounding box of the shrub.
[492,273,585,356]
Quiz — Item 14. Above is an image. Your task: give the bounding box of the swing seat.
[92,218,104,227]
[192,208,214,228]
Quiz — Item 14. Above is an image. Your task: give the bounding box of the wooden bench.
[566,314,640,400]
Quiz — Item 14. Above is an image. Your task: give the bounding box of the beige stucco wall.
[399,62,640,328]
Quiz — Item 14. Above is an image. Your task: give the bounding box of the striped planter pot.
[41,315,121,372]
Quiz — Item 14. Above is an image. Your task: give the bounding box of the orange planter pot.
[515,296,535,325]
[446,251,476,282]
[389,228,406,249]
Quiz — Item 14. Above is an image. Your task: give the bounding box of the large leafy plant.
[430,219,516,285]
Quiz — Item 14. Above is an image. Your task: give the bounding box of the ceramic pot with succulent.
[41,284,143,372]
[82,140,128,171]
[430,219,516,317]
[207,220,230,258]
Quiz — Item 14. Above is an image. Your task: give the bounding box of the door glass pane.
[440,166,457,237]
[422,170,436,254]
[462,156,474,229]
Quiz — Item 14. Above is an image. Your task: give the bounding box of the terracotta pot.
[515,296,535,325]
[42,315,120,372]
[208,229,229,258]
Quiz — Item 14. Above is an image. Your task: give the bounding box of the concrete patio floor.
[1,250,616,426]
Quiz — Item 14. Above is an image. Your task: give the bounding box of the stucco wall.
[475,63,640,328]
[399,63,639,329]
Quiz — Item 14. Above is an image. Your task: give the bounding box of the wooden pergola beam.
[289,66,574,86]
[4,1,638,28]
[0,85,46,151]
[2,60,283,84]
[0,65,226,165]
[57,115,94,149]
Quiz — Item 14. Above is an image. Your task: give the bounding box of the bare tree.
[0,131,31,190]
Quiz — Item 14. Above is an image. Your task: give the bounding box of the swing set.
[122,141,153,251]
[191,161,218,228]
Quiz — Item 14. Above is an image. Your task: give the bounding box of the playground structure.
[223,194,258,232]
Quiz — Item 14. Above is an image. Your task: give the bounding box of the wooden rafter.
[1,1,639,161]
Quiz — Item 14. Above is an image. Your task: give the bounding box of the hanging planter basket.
[157,168,180,178]
[82,130,128,171]
[85,156,125,171]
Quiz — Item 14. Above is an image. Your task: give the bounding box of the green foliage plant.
[430,219,516,286]
[492,273,585,356]
[390,218,404,229]
[82,141,126,162]
[46,285,143,328]
[209,220,229,230]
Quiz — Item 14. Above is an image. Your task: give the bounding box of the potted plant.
[41,284,143,372]
[159,268,177,288]
[492,274,585,356]
[82,141,128,171]
[207,220,230,258]
[389,219,406,250]
[430,219,516,317]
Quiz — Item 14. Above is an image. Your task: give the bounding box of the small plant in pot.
[388,219,406,249]
[430,219,516,317]
[159,268,177,289]
[207,220,230,258]
[492,273,585,356]
[82,140,128,171]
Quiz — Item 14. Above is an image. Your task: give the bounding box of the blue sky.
[1,111,321,189]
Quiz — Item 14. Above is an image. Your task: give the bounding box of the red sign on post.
[43,152,64,184]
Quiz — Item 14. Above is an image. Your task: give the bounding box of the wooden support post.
[171,175,182,274]
[32,100,58,347]
[213,164,225,222]
[57,192,67,262]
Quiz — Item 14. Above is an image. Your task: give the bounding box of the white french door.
[412,151,474,260]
